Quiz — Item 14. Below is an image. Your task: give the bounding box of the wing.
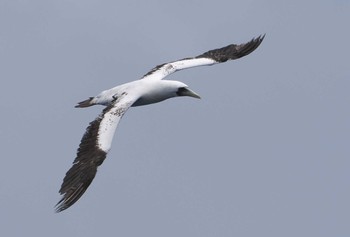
[142,34,265,80]
[55,94,137,212]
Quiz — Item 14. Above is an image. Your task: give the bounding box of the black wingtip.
[55,163,98,213]
[55,185,89,213]
[55,194,73,213]
[196,34,265,62]
[256,34,266,45]
[55,197,67,213]
[236,34,265,58]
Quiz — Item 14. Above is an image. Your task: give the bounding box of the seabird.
[55,35,265,212]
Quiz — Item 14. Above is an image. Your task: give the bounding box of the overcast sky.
[0,0,349,236]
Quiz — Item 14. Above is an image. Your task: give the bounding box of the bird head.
[168,81,201,99]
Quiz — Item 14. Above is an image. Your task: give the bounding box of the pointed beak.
[178,87,201,99]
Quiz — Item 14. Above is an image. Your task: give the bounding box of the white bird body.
[91,80,196,107]
[94,80,199,153]
[56,35,265,212]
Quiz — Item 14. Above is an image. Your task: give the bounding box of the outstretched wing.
[142,34,265,80]
[55,94,137,212]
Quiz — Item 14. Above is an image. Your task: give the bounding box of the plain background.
[0,0,349,236]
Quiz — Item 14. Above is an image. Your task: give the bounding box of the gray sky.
[1,0,349,236]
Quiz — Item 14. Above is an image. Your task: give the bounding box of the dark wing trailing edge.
[55,106,110,212]
[55,94,135,212]
[141,34,265,80]
[196,34,265,62]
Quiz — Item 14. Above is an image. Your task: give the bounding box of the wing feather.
[142,34,265,80]
[55,95,136,212]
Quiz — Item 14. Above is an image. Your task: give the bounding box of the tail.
[75,97,94,108]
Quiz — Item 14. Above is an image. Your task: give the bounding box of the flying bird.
[55,35,265,212]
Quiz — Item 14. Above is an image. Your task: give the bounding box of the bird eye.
[176,87,187,96]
